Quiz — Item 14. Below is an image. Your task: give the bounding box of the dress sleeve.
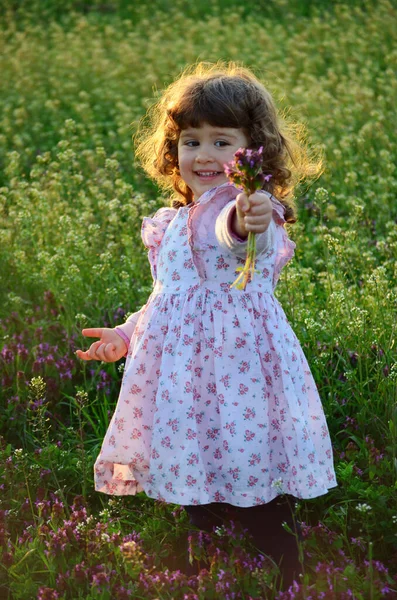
[141,207,177,280]
[271,198,296,287]
[215,200,275,259]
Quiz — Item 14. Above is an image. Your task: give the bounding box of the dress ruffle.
[141,207,177,280]
[269,199,296,287]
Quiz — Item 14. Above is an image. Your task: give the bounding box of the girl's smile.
[178,123,249,200]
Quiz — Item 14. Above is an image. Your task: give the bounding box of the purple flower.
[1,347,14,363]
[224,146,270,190]
[60,369,72,380]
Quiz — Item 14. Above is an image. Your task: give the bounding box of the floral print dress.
[94,184,338,506]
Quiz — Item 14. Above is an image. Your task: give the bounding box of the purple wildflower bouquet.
[224,147,272,290]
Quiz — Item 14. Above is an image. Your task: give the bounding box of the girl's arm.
[77,206,176,363]
[215,199,275,258]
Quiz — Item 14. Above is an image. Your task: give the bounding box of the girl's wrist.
[114,327,130,353]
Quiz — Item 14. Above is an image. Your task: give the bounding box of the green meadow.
[0,0,396,597]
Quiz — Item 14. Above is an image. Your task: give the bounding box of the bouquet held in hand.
[224,147,272,290]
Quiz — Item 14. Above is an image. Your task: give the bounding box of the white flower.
[356,503,372,514]
[271,478,284,492]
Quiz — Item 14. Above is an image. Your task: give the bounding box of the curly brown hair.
[134,62,323,223]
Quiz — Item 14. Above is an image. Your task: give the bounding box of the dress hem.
[95,475,338,506]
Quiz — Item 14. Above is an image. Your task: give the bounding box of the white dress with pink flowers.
[94,184,338,506]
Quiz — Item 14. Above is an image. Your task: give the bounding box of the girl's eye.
[182,139,230,147]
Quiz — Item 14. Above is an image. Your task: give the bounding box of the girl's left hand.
[234,191,273,237]
[76,328,128,362]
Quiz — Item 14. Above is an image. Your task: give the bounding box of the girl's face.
[177,122,249,200]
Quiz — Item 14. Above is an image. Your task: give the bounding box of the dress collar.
[192,183,286,220]
[192,182,240,206]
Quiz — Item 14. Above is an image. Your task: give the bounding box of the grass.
[0,0,396,597]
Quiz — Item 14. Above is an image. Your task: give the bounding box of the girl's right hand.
[76,328,128,362]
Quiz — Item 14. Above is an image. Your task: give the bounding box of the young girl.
[76,62,337,588]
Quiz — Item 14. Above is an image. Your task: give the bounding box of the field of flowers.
[0,0,396,597]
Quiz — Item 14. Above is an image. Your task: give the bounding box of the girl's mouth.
[195,171,223,178]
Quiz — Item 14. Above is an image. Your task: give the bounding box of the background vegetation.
[0,0,396,597]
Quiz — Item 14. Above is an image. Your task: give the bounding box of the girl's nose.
[195,147,213,163]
